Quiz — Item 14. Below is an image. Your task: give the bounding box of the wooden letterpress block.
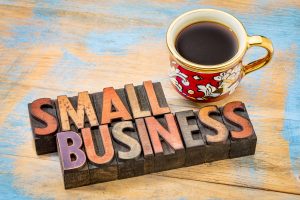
[57,131,90,189]
[143,81,171,116]
[196,106,230,163]
[145,114,185,172]
[56,91,99,132]
[92,87,132,125]
[135,118,154,174]
[175,110,206,166]
[82,125,118,184]
[221,101,257,158]
[111,121,144,179]
[28,98,59,155]
[125,84,151,119]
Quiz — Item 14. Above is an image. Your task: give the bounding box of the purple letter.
[57,131,86,170]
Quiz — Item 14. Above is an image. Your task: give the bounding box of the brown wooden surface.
[1,0,300,199]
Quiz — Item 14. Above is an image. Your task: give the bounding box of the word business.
[28,81,256,189]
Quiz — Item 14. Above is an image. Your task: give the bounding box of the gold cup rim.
[166,9,248,73]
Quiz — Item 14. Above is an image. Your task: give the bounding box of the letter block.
[57,131,90,189]
[221,101,257,158]
[175,110,206,166]
[143,81,171,116]
[145,114,185,172]
[196,106,230,163]
[82,126,118,184]
[125,84,151,119]
[28,80,258,189]
[111,121,144,179]
[135,118,155,174]
[28,98,59,155]
[56,91,99,132]
[92,88,132,125]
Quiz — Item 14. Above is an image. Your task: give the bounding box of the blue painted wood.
[0,0,300,199]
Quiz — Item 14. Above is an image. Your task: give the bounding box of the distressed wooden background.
[1,0,300,199]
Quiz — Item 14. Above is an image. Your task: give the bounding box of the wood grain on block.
[28,98,59,155]
[56,131,90,189]
[135,118,154,174]
[111,121,144,179]
[93,87,132,125]
[196,106,230,163]
[143,81,170,116]
[81,125,118,184]
[175,110,205,166]
[145,114,185,172]
[221,101,257,158]
[125,84,151,119]
[56,91,99,132]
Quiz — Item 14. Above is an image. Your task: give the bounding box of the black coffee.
[176,22,238,65]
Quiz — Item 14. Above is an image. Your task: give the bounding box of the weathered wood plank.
[4,153,300,199]
[1,0,300,198]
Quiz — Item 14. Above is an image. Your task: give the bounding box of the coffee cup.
[167,9,273,102]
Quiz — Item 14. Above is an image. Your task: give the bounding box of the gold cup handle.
[243,35,274,75]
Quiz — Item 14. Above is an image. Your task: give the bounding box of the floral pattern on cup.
[169,61,242,101]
